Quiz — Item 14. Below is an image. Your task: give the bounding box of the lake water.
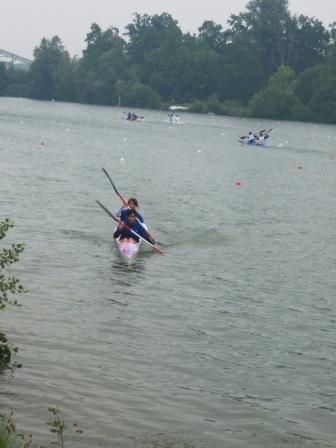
[0,97,335,448]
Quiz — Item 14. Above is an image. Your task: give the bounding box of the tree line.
[2,0,336,123]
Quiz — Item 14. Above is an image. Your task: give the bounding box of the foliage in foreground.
[0,219,25,366]
[0,407,75,448]
[0,413,35,448]
[0,407,82,448]
[46,406,65,448]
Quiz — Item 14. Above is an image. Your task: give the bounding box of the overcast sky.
[1,0,336,59]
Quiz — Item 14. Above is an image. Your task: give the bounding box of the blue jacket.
[117,208,144,223]
[113,221,152,243]
[120,209,144,223]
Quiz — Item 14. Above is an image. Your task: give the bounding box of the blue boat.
[239,129,272,146]
[239,136,269,146]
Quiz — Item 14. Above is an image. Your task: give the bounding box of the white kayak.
[115,237,141,264]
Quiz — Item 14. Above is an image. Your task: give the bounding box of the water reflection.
[110,258,146,284]
[104,258,147,308]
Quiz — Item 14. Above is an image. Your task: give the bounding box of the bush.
[122,82,163,109]
[0,219,25,367]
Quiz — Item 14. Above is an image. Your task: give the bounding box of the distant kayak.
[239,128,272,146]
[165,118,186,125]
[123,112,145,122]
[125,117,144,122]
[239,137,268,146]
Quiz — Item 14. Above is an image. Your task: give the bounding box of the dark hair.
[127,208,137,217]
[128,197,138,207]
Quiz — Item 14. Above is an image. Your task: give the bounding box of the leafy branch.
[46,406,65,448]
[0,219,25,367]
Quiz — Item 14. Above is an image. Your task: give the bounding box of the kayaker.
[114,209,153,243]
[116,197,150,233]
[258,134,265,145]
[116,197,145,223]
[247,131,255,143]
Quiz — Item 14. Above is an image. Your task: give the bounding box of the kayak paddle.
[102,168,127,205]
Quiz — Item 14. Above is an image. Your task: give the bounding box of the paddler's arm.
[113,222,125,239]
[138,225,155,245]
[143,227,155,245]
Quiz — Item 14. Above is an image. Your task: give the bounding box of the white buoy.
[120,157,125,161]
[197,149,202,153]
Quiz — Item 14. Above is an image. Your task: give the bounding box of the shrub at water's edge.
[189,96,247,116]
[0,413,38,448]
[0,219,25,368]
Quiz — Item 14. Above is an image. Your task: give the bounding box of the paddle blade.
[102,168,127,205]
[102,168,117,192]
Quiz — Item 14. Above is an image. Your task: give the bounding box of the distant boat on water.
[168,105,189,111]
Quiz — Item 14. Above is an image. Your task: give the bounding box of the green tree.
[30,36,75,101]
[228,0,292,76]
[218,33,265,103]
[125,12,181,65]
[5,66,31,98]
[140,33,219,102]
[294,64,327,105]
[325,22,336,64]
[182,37,219,101]
[122,81,162,108]
[124,12,187,102]
[309,77,336,123]
[248,65,303,119]
[77,24,128,105]
[198,20,227,53]
[290,15,329,73]
[0,62,8,95]
[295,63,336,122]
